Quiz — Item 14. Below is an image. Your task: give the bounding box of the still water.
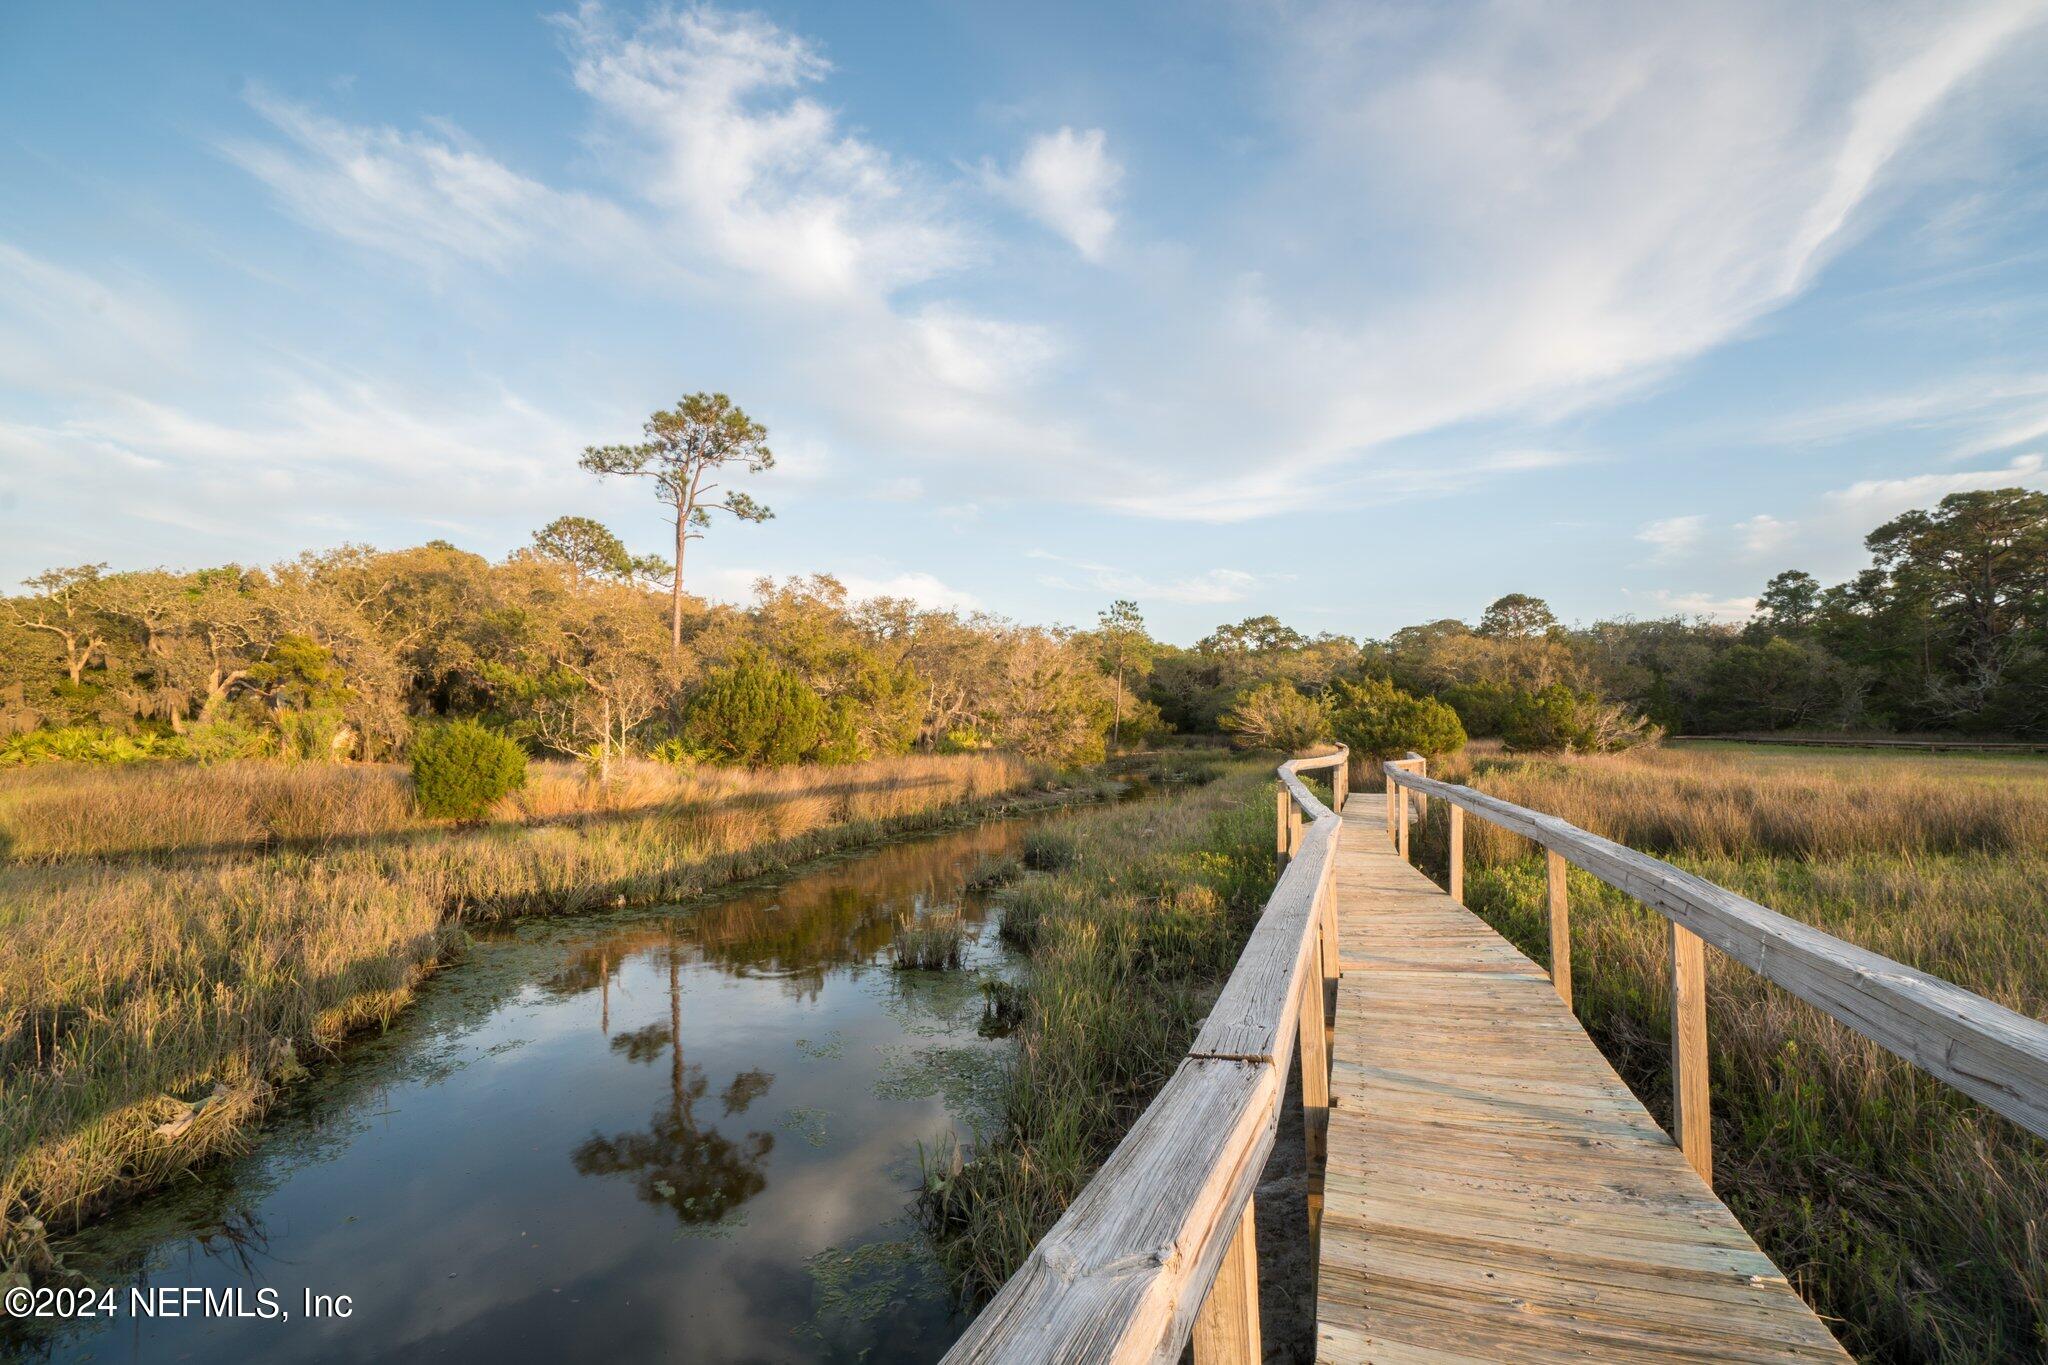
[25,819,1046,1364]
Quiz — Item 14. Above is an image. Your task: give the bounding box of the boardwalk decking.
[1315,799,1848,1363]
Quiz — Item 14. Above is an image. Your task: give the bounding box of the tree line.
[6,486,2043,768]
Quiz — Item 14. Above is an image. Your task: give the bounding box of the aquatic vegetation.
[891,915,967,970]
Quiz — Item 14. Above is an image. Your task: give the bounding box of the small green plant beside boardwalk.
[919,756,1275,1300]
[1410,744,2048,1363]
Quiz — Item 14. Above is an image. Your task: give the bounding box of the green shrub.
[1499,684,1658,754]
[1218,681,1331,751]
[680,657,826,766]
[1440,680,1516,737]
[1328,675,1467,758]
[411,719,528,819]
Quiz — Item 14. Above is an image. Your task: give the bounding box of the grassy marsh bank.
[1,752,1110,1277]
[918,756,1277,1303]
[1407,746,2048,1362]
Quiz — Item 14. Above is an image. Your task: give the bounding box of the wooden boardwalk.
[1314,798,1848,1362]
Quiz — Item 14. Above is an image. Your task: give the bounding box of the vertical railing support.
[1192,1197,1262,1364]
[1320,860,1340,1028]
[1299,933,1330,1247]
[1396,778,1410,860]
[1670,922,1713,1184]
[1275,784,1290,874]
[1547,849,1572,1011]
[1448,803,1465,903]
[1383,769,1395,837]
[1333,757,1348,813]
[1287,804,1303,864]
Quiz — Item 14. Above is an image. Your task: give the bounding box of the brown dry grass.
[0,752,1071,1276]
[1405,743,2048,1362]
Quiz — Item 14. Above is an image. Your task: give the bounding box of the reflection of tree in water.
[721,1068,773,1115]
[571,945,775,1225]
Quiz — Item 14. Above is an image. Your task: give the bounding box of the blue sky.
[4,1,2047,643]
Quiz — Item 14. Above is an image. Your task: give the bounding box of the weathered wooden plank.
[1188,822,1328,1064]
[1385,764,2048,1140]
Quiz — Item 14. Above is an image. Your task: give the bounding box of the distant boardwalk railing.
[941,746,1348,1364]
[944,748,2048,1364]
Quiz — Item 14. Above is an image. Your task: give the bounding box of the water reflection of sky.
[25,820,1036,1365]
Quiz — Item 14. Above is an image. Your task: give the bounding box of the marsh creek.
[25,816,1059,1364]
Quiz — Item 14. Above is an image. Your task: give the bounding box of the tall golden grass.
[1409,744,2048,1362]
[0,752,1065,1275]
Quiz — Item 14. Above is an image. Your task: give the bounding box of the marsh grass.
[0,752,1091,1273]
[920,758,1274,1301]
[1407,745,2048,1362]
[892,915,968,971]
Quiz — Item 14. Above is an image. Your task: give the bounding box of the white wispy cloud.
[1736,513,1797,557]
[225,87,653,278]
[1824,453,2048,522]
[983,126,1122,261]
[554,2,967,301]
[1636,514,1706,562]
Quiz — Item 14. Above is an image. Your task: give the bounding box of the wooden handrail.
[942,746,1349,1365]
[1381,754,2048,1143]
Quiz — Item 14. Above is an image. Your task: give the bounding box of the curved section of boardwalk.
[1315,800,1847,1362]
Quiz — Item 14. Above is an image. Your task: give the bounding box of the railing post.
[1320,859,1340,1028]
[1412,755,1427,820]
[1383,768,1395,837]
[1287,804,1303,862]
[1275,783,1290,873]
[1670,922,1712,1184]
[1333,757,1348,813]
[1448,803,1464,903]
[1396,777,1410,860]
[1546,849,1572,1011]
[1193,1196,1262,1364]
[1299,932,1330,1246]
